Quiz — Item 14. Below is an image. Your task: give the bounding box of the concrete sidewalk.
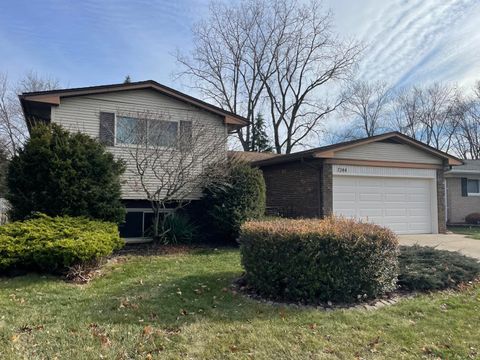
[398,233,480,260]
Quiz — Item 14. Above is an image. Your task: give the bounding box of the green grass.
[1,248,479,359]
[449,226,480,240]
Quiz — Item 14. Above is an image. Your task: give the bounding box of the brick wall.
[436,169,446,233]
[259,159,446,234]
[321,163,333,216]
[446,176,480,223]
[259,160,323,218]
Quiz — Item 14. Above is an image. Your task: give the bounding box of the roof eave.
[253,132,463,167]
[446,169,480,175]
[20,80,248,127]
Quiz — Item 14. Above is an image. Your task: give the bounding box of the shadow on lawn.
[76,270,276,328]
[115,243,239,257]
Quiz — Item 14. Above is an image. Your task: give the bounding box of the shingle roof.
[447,159,480,173]
[227,151,280,163]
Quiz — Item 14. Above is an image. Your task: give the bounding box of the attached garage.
[332,166,437,234]
[253,132,463,234]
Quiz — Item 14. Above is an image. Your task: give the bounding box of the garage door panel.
[408,223,431,231]
[382,178,407,186]
[334,207,356,216]
[359,209,382,217]
[385,209,407,216]
[335,192,356,201]
[357,178,383,186]
[384,193,405,202]
[408,193,428,201]
[409,208,428,216]
[359,193,382,201]
[333,175,434,234]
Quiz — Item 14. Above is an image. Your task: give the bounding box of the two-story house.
[20,80,248,238]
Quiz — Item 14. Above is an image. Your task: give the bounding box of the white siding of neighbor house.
[51,89,227,200]
[334,142,442,164]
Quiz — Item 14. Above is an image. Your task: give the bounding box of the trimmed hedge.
[239,217,399,303]
[0,214,124,273]
[398,245,480,291]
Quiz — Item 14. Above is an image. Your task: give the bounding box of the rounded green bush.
[201,161,266,243]
[0,214,124,273]
[7,124,126,223]
[239,217,399,303]
[465,213,480,225]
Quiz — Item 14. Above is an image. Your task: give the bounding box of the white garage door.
[333,175,434,234]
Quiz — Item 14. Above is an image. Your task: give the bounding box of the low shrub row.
[0,214,123,273]
[398,245,480,291]
[239,217,399,303]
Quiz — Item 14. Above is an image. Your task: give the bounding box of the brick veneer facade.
[436,167,447,233]
[320,163,333,216]
[259,159,447,233]
[260,159,331,218]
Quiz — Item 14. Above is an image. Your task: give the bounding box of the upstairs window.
[467,179,480,195]
[116,116,181,148]
[148,120,178,147]
[116,116,145,145]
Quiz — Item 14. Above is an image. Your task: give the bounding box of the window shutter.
[461,178,468,197]
[179,121,192,150]
[99,112,115,146]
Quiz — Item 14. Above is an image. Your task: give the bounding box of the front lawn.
[449,226,480,240]
[1,248,479,359]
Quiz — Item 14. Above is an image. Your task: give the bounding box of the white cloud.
[328,0,480,90]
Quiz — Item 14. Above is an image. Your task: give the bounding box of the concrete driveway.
[398,233,480,260]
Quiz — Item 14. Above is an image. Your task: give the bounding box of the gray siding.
[446,176,480,223]
[51,89,227,200]
[335,142,442,164]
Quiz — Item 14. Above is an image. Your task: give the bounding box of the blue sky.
[1,0,480,92]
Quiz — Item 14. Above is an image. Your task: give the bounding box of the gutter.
[445,169,480,174]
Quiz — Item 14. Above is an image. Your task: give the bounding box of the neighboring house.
[20,81,248,238]
[445,160,480,224]
[252,132,462,234]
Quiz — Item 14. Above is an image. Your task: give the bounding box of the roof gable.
[333,141,443,165]
[252,132,462,167]
[19,80,248,127]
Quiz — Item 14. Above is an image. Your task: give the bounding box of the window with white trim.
[467,179,480,195]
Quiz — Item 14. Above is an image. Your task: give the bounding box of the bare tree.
[342,80,392,137]
[0,71,59,156]
[177,0,362,154]
[259,0,361,153]
[0,73,25,156]
[115,110,227,238]
[17,70,59,93]
[391,83,459,152]
[451,82,480,159]
[176,0,272,151]
[391,86,422,140]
